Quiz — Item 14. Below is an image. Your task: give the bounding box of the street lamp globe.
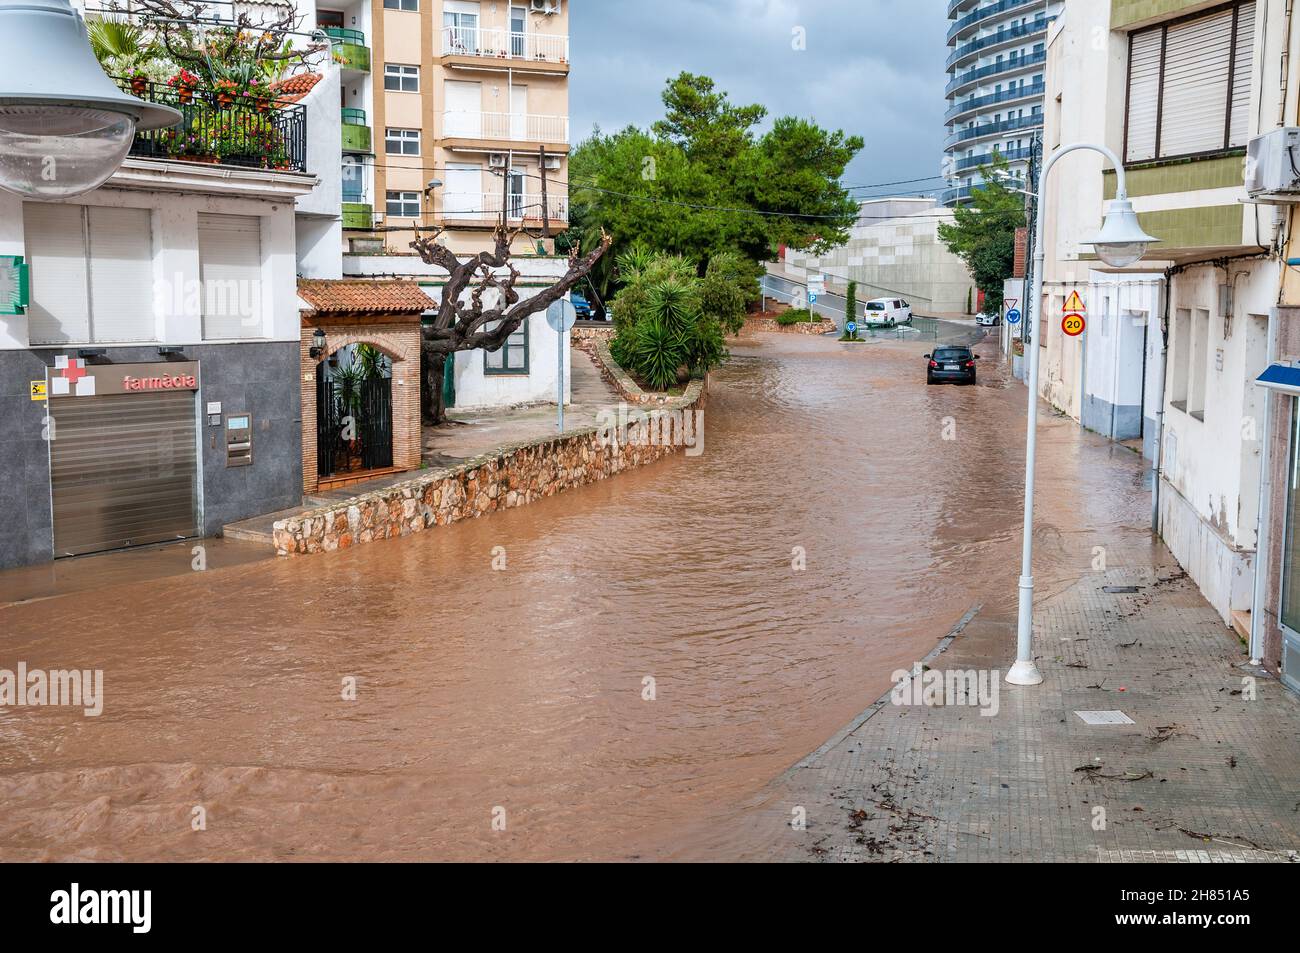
[1085,198,1160,268]
[0,0,179,200]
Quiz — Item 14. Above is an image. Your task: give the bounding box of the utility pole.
[539,144,551,242]
[500,149,512,230]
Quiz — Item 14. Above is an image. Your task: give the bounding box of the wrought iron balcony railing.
[114,77,307,173]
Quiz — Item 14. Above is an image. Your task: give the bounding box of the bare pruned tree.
[105,0,326,77]
[411,224,611,424]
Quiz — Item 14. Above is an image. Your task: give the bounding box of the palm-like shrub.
[626,319,687,391]
[609,251,730,391]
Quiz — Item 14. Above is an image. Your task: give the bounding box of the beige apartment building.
[321,0,571,255]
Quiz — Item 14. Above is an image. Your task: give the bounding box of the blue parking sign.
[1006,308,1022,325]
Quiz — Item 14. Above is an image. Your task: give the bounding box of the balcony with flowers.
[88,12,314,174]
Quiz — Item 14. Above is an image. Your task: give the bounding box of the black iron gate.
[316,367,394,478]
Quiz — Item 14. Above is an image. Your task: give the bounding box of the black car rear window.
[934,348,971,360]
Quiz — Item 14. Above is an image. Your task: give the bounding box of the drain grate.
[1102,586,1142,594]
[1075,710,1136,726]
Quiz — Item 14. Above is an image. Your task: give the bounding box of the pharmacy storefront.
[45,357,203,557]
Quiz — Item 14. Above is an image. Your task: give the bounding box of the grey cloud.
[570,0,948,191]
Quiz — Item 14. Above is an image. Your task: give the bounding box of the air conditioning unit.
[544,156,562,170]
[529,0,559,13]
[1246,127,1300,202]
[488,153,508,168]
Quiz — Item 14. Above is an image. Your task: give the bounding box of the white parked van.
[863,297,912,326]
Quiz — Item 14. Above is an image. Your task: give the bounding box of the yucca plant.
[627,319,687,391]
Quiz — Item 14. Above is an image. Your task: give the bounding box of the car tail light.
[929,360,938,368]
[965,360,975,368]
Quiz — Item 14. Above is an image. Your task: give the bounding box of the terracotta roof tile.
[298,279,435,315]
[272,72,323,104]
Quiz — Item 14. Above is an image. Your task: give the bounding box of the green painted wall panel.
[342,203,373,230]
[341,122,371,154]
[1103,154,1246,199]
[1133,205,1243,250]
[1111,0,1223,30]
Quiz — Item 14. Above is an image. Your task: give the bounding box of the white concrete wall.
[449,307,572,411]
[0,182,303,348]
[786,199,976,315]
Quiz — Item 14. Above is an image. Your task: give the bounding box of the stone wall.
[272,365,706,556]
[739,316,837,335]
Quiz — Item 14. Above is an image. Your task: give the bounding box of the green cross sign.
[0,256,29,315]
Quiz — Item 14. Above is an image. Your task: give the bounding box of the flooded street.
[0,332,1152,861]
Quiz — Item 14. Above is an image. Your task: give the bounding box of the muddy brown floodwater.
[0,331,1150,861]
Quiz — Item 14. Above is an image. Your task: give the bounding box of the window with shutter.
[198,213,264,340]
[24,203,90,345]
[24,203,154,345]
[1124,1,1255,163]
[87,207,154,343]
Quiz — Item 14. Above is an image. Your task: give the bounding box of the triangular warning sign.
[1064,290,1086,314]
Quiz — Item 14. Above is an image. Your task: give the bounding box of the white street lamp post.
[1007,143,1159,686]
[0,0,179,200]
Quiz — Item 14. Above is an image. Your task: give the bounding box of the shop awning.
[1256,364,1300,395]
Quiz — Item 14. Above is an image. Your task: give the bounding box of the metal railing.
[954,145,1035,172]
[441,192,569,223]
[946,111,1043,148]
[441,111,569,143]
[946,17,1049,69]
[324,27,366,46]
[947,0,1042,42]
[114,77,307,173]
[946,49,1047,96]
[440,26,569,63]
[945,81,1045,122]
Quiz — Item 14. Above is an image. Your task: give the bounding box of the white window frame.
[384,63,419,93]
[386,190,421,218]
[384,127,421,155]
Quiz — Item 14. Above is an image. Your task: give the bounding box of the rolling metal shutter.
[198,213,262,340]
[1124,29,1162,163]
[49,390,199,557]
[1159,8,1234,158]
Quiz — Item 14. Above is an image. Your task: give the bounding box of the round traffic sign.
[546,299,578,332]
[845,321,857,334]
[1062,313,1086,337]
[1006,308,1021,325]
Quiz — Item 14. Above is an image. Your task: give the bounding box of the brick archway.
[296,280,434,494]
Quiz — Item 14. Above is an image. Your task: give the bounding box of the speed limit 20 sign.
[1062,313,1086,337]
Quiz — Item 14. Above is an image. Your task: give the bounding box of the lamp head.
[0,0,180,199]
[1085,198,1159,268]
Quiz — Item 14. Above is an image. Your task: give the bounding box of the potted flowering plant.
[167,69,200,105]
[213,79,240,108]
[125,66,151,97]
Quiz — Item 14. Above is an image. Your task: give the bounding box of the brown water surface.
[0,333,1149,861]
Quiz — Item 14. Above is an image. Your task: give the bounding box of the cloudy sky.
[569,0,950,196]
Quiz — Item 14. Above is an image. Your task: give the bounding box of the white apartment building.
[1033,0,1291,654]
[943,0,1062,205]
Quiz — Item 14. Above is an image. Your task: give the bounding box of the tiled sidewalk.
[764,566,1300,863]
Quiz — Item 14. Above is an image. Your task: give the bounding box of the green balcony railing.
[342,202,373,230]
[341,109,371,153]
[325,27,370,72]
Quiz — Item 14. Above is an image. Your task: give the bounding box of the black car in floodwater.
[926,345,979,385]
